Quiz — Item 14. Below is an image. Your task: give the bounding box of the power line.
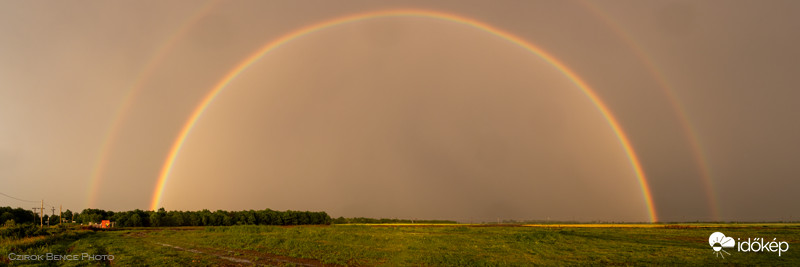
[1,191,63,219]
[0,191,39,203]
[0,191,66,227]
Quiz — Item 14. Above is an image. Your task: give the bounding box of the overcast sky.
[1,0,797,222]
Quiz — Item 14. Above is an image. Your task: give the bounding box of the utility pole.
[40,200,43,228]
[32,207,41,225]
[50,207,55,226]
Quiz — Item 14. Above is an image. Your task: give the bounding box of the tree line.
[1,206,331,227]
[2,206,458,227]
[1,206,72,226]
[90,208,331,227]
[0,206,36,225]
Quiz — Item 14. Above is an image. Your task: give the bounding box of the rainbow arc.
[147,9,659,222]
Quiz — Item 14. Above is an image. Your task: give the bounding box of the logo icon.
[709,232,735,258]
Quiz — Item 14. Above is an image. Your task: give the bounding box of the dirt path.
[120,228,340,266]
[156,242,255,265]
[154,241,329,266]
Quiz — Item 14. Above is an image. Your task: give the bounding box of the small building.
[100,220,111,228]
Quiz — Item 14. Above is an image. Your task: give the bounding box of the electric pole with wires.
[32,207,41,225]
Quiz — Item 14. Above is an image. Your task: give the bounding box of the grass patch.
[3,224,799,266]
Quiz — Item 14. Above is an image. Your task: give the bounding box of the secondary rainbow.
[85,0,219,208]
[150,9,659,222]
[578,0,718,220]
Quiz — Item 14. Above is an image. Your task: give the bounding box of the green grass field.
[2,224,799,266]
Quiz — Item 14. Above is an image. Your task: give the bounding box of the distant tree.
[149,212,163,227]
[131,209,150,227]
[208,212,220,226]
[190,213,201,226]
[212,211,228,226]
[266,209,282,225]
[199,210,211,226]
[242,211,250,224]
[161,214,174,227]
[130,214,142,227]
[297,212,310,225]
[0,212,13,224]
[222,214,233,226]
[333,216,347,224]
[0,207,35,224]
[282,211,298,225]
[63,210,73,223]
[169,212,184,226]
[90,214,103,223]
[112,212,130,226]
[18,208,35,224]
[246,211,257,225]
[4,219,15,227]
[233,212,245,225]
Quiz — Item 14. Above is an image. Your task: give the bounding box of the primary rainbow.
[149,9,659,222]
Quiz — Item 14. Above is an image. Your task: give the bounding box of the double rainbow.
[146,9,658,222]
[86,0,220,208]
[579,1,717,220]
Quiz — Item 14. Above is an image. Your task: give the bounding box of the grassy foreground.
[2,224,799,266]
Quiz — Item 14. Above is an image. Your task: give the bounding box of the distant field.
[2,224,799,266]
